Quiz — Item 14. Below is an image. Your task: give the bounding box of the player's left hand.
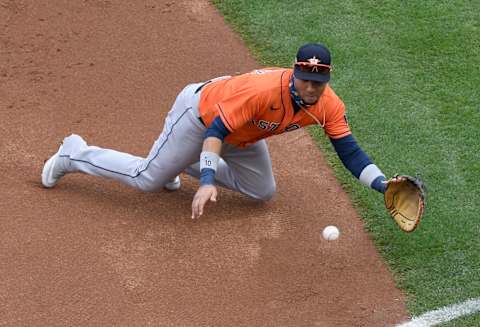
[384,175,426,232]
[191,184,217,219]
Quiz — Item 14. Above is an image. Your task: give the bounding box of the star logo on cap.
[308,56,320,72]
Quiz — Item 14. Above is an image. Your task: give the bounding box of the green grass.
[212,0,480,324]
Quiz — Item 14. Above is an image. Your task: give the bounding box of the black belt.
[194,80,212,94]
[195,81,211,126]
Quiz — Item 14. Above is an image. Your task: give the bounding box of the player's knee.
[135,178,163,192]
[255,182,276,201]
[137,183,162,192]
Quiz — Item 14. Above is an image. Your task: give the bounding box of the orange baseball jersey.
[198,68,351,147]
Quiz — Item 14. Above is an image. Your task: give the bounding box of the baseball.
[322,225,340,241]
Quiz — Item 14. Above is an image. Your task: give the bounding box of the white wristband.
[359,164,385,187]
[200,151,220,172]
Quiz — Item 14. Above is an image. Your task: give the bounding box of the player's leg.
[185,140,276,201]
[42,83,206,191]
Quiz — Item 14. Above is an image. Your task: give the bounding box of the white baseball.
[322,225,340,241]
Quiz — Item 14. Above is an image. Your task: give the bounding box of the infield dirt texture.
[1,1,408,326]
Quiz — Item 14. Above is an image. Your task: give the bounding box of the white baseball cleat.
[164,175,181,191]
[41,144,66,188]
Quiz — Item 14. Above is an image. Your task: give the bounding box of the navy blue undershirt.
[205,116,230,141]
[330,134,371,178]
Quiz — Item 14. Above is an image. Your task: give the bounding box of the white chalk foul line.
[396,297,480,327]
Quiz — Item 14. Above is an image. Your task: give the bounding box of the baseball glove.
[384,175,426,232]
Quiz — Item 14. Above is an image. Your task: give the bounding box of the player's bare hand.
[191,184,217,219]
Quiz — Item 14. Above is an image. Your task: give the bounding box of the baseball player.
[42,43,387,219]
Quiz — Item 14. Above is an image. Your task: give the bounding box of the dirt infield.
[1,1,408,326]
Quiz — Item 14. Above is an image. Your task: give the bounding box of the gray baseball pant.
[58,82,276,201]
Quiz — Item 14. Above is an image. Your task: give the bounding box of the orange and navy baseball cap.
[294,43,332,82]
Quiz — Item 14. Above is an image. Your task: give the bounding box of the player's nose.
[305,81,316,92]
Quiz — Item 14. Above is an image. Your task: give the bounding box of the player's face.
[294,78,327,105]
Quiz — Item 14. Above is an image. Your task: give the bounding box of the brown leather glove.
[384,175,426,232]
